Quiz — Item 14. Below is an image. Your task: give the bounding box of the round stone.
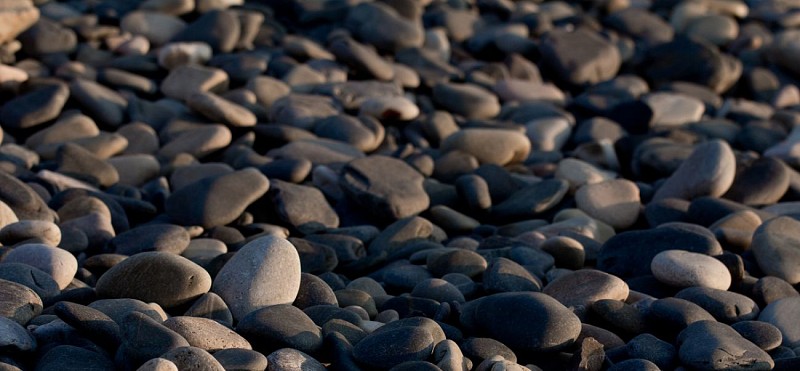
[95,251,212,309]
[163,316,251,352]
[2,243,77,290]
[575,179,641,230]
[651,250,731,290]
[751,216,800,284]
[212,236,301,321]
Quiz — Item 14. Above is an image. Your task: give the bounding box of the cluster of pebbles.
[3,0,800,370]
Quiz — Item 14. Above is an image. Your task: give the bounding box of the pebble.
[433,83,501,120]
[575,179,641,230]
[460,292,581,352]
[213,348,268,371]
[166,168,268,228]
[677,320,774,370]
[651,139,737,202]
[3,243,77,290]
[340,155,429,221]
[0,263,60,301]
[95,251,212,309]
[187,91,257,127]
[732,321,783,352]
[540,27,621,86]
[650,250,732,290]
[353,326,435,369]
[440,128,531,166]
[212,235,301,321]
[236,304,322,355]
[0,316,35,352]
[160,64,229,101]
[760,297,800,349]
[543,269,629,308]
[0,0,39,45]
[163,316,250,352]
[119,311,189,366]
[161,346,225,371]
[751,216,800,284]
[267,348,326,371]
[675,286,759,323]
[0,81,68,129]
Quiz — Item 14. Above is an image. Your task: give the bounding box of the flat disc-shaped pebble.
[95,251,212,308]
[461,292,581,352]
[543,269,629,308]
[212,236,301,321]
[751,216,800,284]
[340,155,429,220]
[651,250,731,290]
[166,168,269,228]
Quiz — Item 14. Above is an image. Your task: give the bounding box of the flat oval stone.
[433,82,500,120]
[88,298,165,325]
[3,243,77,290]
[675,287,759,324]
[441,128,530,166]
[166,168,269,228]
[723,157,790,206]
[212,236,301,321]
[677,321,774,370]
[163,316,250,352]
[95,251,212,309]
[353,326,435,369]
[759,297,800,348]
[575,179,641,230]
[751,216,800,284]
[651,250,731,290]
[108,223,190,256]
[460,292,581,352]
[267,180,339,234]
[213,348,268,371]
[543,269,629,308]
[340,155,429,221]
[0,82,69,129]
[651,139,736,202]
[187,91,257,127]
[236,304,322,355]
[731,321,783,352]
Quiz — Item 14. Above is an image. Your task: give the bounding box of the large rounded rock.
[751,216,800,284]
[95,252,212,309]
[677,321,773,370]
[212,236,301,321]
[0,316,35,352]
[163,316,251,352]
[0,278,42,325]
[575,179,641,230]
[759,296,800,348]
[460,292,581,352]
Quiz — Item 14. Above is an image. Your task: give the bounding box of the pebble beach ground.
[1,0,800,370]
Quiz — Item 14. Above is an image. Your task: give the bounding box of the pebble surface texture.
[2,0,800,370]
